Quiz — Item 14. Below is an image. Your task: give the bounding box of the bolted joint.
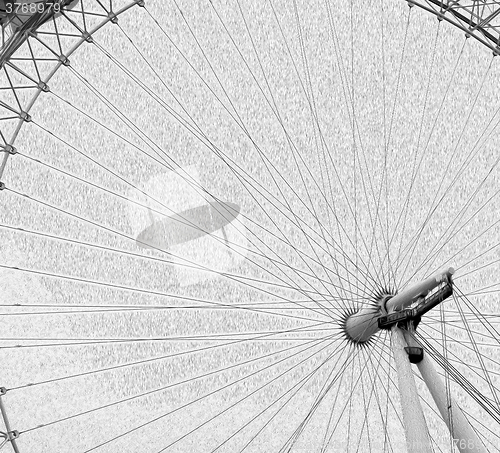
[136,0,145,6]
[82,31,94,43]
[8,430,19,440]
[0,182,6,191]
[19,111,32,122]
[59,54,70,66]
[37,81,50,92]
[1,145,17,155]
[0,387,7,395]
[108,11,118,23]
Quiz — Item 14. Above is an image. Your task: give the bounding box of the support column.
[404,333,487,453]
[391,327,432,453]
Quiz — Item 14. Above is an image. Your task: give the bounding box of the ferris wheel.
[1,1,500,452]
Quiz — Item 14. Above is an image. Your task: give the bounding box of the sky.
[1,1,499,452]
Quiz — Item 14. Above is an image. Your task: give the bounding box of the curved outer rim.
[409,0,500,54]
[0,3,497,447]
[0,0,141,180]
[1,0,499,180]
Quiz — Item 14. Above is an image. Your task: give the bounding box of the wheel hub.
[342,267,455,345]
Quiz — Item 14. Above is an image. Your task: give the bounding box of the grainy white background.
[1,0,499,452]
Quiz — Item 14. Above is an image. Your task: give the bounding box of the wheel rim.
[1,1,499,452]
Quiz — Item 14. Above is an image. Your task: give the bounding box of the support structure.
[404,332,488,453]
[345,267,489,452]
[0,388,20,453]
[391,327,432,453]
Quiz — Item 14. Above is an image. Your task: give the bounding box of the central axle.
[344,267,455,343]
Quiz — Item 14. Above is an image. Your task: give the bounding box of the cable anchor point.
[0,386,20,452]
[37,81,50,92]
[19,111,31,122]
[82,31,93,43]
[1,145,17,155]
[58,54,70,66]
[108,11,118,24]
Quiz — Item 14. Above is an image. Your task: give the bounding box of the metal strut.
[392,326,433,453]
[387,271,487,453]
[0,388,20,453]
[388,270,446,453]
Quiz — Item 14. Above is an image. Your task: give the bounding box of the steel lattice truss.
[0,0,499,154]
[410,0,500,52]
[0,0,140,156]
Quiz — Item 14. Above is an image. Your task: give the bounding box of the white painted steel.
[345,268,454,343]
[344,304,380,343]
[391,327,432,453]
[386,268,455,313]
[404,332,488,453]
